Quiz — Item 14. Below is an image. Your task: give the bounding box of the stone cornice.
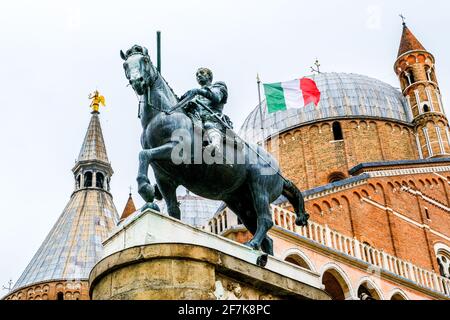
[349,158,450,176]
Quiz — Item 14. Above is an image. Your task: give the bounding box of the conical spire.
[120,193,137,221]
[397,23,426,57]
[12,190,119,291]
[77,112,109,164]
[8,108,119,299]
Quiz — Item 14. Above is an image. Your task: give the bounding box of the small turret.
[394,22,449,158]
[72,100,113,193]
[4,95,118,300]
[120,192,137,222]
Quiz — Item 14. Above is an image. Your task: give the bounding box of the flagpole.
[257,73,264,131]
[257,74,268,150]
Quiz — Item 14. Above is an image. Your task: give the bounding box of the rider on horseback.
[180,67,231,155]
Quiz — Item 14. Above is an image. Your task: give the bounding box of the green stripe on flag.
[263,83,287,113]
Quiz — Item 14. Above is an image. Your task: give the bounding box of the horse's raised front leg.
[137,142,177,205]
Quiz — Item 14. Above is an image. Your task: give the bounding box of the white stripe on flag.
[281,79,304,109]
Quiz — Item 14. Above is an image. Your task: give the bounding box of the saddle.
[183,105,244,151]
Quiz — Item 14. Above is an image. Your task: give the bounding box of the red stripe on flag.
[300,78,321,107]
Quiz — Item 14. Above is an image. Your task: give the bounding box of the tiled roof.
[398,24,426,57]
[120,193,137,221]
[156,192,222,227]
[13,112,118,291]
[13,190,118,291]
[77,113,109,164]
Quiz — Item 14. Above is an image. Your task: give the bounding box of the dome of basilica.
[156,192,222,228]
[239,72,413,144]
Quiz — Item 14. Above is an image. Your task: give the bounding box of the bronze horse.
[121,45,309,255]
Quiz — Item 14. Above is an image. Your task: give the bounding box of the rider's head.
[196,68,213,86]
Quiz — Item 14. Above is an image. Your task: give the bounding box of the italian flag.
[263,78,321,113]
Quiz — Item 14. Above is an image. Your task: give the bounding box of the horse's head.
[120,45,157,95]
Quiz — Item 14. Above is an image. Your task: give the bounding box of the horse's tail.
[282,179,309,226]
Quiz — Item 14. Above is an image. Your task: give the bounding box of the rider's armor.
[185,81,232,153]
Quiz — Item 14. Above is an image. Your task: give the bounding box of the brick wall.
[4,280,89,300]
[267,119,418,191]
[300,174,450,271]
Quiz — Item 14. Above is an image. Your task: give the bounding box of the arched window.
[426,67,432,82]
[96,172,104,189]
[401,75,409,89]
[57,292,64,300]
[437,251,450,279]
[84,172,92,187]
[405,69,415,85]
[285,254,311,270]
[357,281,381,300]
[321,268,352,300]
[423,104,430,113]
[328,172,346,184]
[391,292,408,300]
[332,122,343,141]
[424,66,438,83]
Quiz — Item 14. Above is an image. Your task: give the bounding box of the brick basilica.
[210,22,450,300]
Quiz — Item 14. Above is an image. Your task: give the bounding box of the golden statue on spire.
[88,90,106,113]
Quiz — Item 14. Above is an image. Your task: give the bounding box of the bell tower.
[394,21,449,158]
[4,97,118,300]
[72,109,113,193]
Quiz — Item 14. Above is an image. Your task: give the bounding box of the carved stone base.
[89,209,330,300]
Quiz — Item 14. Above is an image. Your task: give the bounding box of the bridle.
[127,53,170,116]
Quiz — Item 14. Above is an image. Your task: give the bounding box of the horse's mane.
[158,74,179,102]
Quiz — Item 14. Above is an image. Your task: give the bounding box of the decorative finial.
[129,185,133,196]
[88,90,106,114]
[310,59,321,74]
[399,14,406,26]
[256,73,261,84]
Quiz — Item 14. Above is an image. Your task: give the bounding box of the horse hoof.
[296,213,310,227]
[256,254,268,268]
[154,184,163,200]
[141,202,160,212]
[243,241,259,251]
[138,184,155,203]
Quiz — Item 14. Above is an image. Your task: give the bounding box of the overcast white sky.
[1,0,449,294]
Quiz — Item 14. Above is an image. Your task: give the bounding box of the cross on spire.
[2,279,13,292]
[399,14,406,26]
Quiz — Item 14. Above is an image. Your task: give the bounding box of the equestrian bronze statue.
[120,45,309,255]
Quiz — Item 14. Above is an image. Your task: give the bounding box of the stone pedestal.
[89,209,330,300]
